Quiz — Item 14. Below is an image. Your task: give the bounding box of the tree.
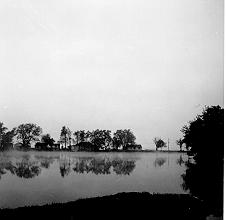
[1,128,15,150]
[15,123,42,148]
[0,122,15,150]
[60,126,71,149]
[113,129,136,150]
[176,138,184,151]
[89,129,112,151]
[180,105,224,215]
[73,130,87,145]
[153,137,166,151]
[41,134,55,146]
[0,122,8,149]
[73,131,80,145]
[181,105,223,160]
[67,128,72,146]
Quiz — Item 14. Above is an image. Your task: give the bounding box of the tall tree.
[60,126,71,149]
[15,123,42,148]
[176,138,184,151]
[73,131,80,145]
[0,122,8,149]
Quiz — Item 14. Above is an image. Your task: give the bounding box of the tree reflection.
[0,160,14,179]
[35,155,56,169]
[154,157,166,167]
[12,161,41,178]
[73,158,136,175]
[88,159,112,175]
[0,165,7,179]
[181,157,223,216]
[60,160,71,177]
[176,155,185,166]
[112,159,136,175]
[0,156,42,179]
[0,155,137,179]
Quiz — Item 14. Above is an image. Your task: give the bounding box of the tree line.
[0,123,141,152]
[0,105,222,153]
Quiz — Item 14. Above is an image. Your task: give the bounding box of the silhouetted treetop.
[181,105,223,160]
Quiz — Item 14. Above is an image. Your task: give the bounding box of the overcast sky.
[0,0,223,149]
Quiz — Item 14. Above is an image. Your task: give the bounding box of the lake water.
[0,150,189,208]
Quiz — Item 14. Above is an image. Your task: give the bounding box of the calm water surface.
[0,151,189,208]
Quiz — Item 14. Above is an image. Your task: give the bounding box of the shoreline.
[0,149,189,153]
[0,192,213,220]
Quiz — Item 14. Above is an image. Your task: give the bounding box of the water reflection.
[35,155,56,169]
[112,159,136,175]
[0,159,41,179]
[154,157,167,167]
[0,154,137,179]
[176,155,185,166]
[62,157,136,176]
[12,161,41,178]
[60,160,72,177]
[181,157,223,214]
[66,157,136,176]
[73,158,112,175]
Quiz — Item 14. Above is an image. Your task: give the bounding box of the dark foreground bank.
[0,192,217,220]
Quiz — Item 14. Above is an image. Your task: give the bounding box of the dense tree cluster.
[61,128,140,151]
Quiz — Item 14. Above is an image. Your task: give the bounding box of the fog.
[0,0,223,149]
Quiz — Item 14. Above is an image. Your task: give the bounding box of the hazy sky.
[0,0,223,149]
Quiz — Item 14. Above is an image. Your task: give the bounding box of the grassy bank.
[0,192,210,220]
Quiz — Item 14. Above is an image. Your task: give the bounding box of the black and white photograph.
[0,0,223,219]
